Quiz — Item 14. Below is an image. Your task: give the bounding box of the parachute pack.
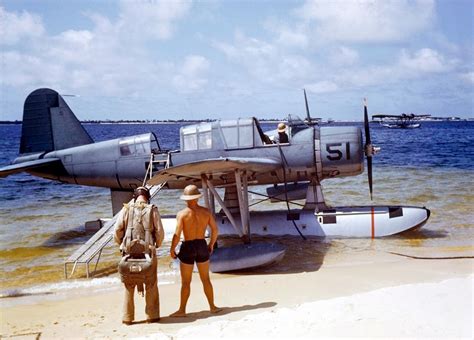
[118,202,156,295]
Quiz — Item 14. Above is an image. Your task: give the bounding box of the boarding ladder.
[64,152,170,279]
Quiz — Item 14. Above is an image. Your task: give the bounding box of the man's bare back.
[178,205,212,241]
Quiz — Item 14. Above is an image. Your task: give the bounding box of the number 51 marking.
[326,142,351,161]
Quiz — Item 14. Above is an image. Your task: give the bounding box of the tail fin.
[20,88,93,154]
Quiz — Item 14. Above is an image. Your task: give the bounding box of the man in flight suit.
[114,186,164,325]
[170,184,222,317]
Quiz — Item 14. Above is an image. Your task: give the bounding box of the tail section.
[20,88,93,154]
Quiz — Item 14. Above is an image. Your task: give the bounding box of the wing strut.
[235,169,250,243]
[202,174,245,238]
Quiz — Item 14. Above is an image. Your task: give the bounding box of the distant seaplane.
[0,88,431,274]
[372,113,431,129]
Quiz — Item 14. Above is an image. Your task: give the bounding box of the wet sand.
[1,245,472,339]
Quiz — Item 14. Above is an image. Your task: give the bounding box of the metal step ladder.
[64,152,170,279]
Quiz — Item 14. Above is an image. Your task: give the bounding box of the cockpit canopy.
[119,133,160,156]
[180,118,275,152]
[179,115,316,152]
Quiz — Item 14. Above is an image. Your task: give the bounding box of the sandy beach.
[1,244,472,339]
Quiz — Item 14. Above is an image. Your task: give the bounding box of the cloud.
[1,1,471,120]
[0,2,194,98]
[328,46,359,66]
[215,31,275,63]
[398,48,457,73]
[275,26,309,49]
[213,28,455,96]
[118,0,192,41]
[172,55,210,93]
[459,71,474,84]
[214,31,312,84]
[304,81,339,94]
[1,52,51,87]
[333,65,395,89]
[263,19,309,49]
[0,6,45,45]
[210,2,445,96]
[296,0,435,43]
[214,32,277,79]
[48,30,95,64]
[307,48,457,94]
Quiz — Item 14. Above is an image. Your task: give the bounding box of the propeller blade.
[364,98,374,200]
[304,89,311,123]
[364,98,371,145]
[367,155,373,200]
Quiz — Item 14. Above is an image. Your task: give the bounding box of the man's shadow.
[141,302,277,324]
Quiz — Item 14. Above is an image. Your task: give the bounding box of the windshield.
[287,114,311,135]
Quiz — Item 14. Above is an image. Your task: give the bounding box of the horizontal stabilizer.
[147,157,280,185]
[0,158,61,178]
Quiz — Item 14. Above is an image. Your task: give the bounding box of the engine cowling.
[319,126,364,180]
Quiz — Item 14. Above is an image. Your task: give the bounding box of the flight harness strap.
[124,204,134,255]
[142,205,152,254]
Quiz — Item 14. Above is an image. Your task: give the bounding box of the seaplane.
[0,88,431,274]
[372,113,431,129]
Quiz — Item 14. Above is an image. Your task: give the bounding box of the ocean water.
[0,121,473,297]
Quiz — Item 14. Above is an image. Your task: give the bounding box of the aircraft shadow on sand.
[41,226,99,248]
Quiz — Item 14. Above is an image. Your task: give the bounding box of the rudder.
[20,88,93,154]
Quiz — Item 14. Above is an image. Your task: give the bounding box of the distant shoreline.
[0,118,472,125]
[0,119,280,125]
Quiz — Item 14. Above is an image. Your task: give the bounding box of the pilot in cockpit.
[275,122,289,143]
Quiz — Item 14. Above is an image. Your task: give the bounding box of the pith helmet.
[134,186,150,200]
[180,184,202,201]
[277,122,287,132]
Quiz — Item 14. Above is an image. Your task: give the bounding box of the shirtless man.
[170,184,222,317]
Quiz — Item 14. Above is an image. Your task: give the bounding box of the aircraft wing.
[147,157,281,185]
[0,158,61,178]
[372,114,401,118]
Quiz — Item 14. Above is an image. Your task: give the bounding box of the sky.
[0,0,473,121]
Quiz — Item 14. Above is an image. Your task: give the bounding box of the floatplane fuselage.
[1,89,431,273]
[1,88,430,241]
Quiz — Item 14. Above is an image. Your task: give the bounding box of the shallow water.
[0,122,473,296]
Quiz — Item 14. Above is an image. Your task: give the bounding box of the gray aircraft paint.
[0,88,430,239]
[1,89,364,191]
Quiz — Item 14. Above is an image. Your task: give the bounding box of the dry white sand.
[174,275,473,339]
[1,248,472,339]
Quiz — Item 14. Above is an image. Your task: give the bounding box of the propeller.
[303,89,320,126]
[363,98,380,200]
[304,89,311,123]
